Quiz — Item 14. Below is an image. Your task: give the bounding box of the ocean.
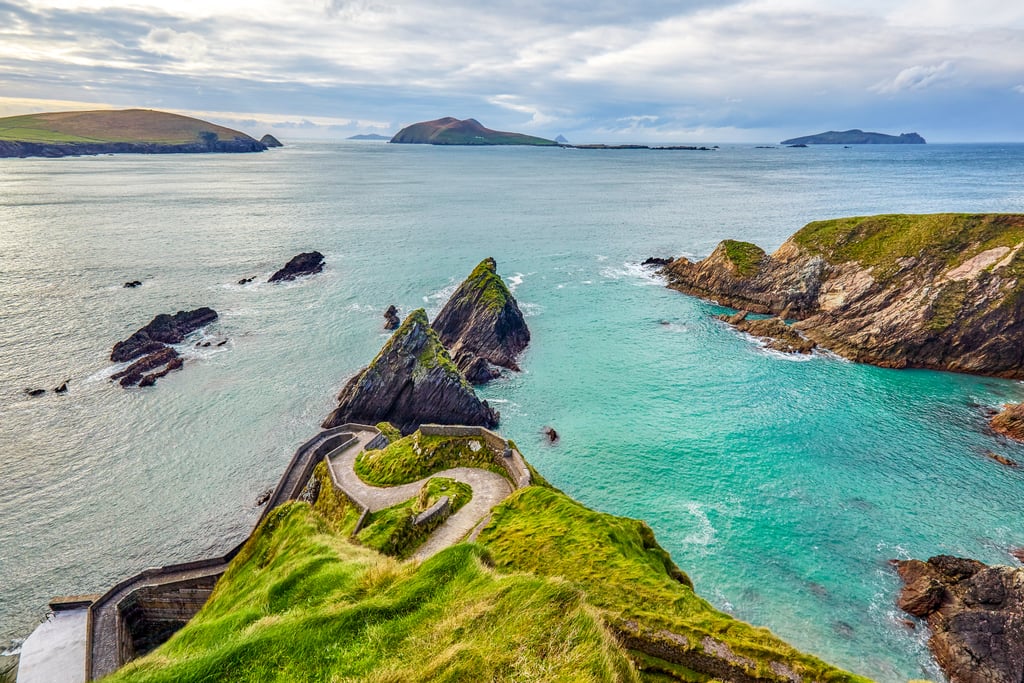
[2,141,1024,681]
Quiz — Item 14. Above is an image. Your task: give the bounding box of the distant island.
[0,109,267,158]
[780,129,926,145]
[347,133,391,140]
[390,117,557,146]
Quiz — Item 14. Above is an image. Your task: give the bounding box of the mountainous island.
[390,117,557,146]
[780,129,926,144]
[658,213,1024,378]
[0,109,267,158]
[347,133,391,140]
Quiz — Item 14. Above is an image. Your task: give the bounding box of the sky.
[1,0,1023,142]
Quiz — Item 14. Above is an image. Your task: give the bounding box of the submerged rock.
[383,305,400,330]
[24,388,45,397]
[53,381,68,393]
[110,308,217,363]
[661,214,1024,378]
[895,555,1024,683]
[433,257,530,384]
[322,308,498,434]
[543,426,559,443]
[992,403,1024,441]
[268,251,324,282]
[237,276,255,285]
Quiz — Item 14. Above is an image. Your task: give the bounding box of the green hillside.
[0,109,256,144]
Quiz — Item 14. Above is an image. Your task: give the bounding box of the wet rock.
[895,555,1024,683]
[255,488,273,506]
[383,305,400,330]
[992,403,1024,441]
[984,451,1019,468]
[641,256,673,267]
[718,313,816,354]
[237,276,255,285]
[543,426,559,443]
[111,308,217,363]
[53,381,68,393]
[1010,548,1024,564]
[24,388,45,397]
[433,257,530,384]
[322,308,498,434]
[111,347,181,387]
[268,251,324,282]
[123,280,142,288]
[138,357,183,387]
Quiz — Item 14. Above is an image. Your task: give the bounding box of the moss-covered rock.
[322,308,498,433]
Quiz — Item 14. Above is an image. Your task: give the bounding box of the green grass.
[376,421,403,445]
[104,502,638,682]
[460,257,512,312]
[356,477,472,558]
[476,487,868,683]
[0,109,252,144]
[355,430,510,486]
[721,240,766,277]
[792,213,1024,281]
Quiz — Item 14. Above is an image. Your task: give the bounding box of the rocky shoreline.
[0,138,266,159]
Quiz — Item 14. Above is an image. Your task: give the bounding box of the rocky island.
[390,117,557,146]
[0,109,267,158]
[780,129,926,145]
[109,308,217,387]
[659,214,1024,378]
[433,257,530,383]
[268,251,325,282]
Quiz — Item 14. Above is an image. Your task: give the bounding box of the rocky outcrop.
[111,347,183,387]
[642,256,673,267]
[0,138,264,158]
[781,130,926,145]
[390,117,556,146]
[260,134,283,147]
[661,214,1024,378]
[268,251,324,282]
[895,555,1024,683]
[719,312,816,354]
[322,308,498,434]
[383,305,400,330]
[111,308,217,363]
[433,258,530,383]
[992,404,1024,441]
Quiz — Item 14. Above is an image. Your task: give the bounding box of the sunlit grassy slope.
[0,109,255,144]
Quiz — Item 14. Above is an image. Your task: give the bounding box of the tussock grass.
[356,477,472,558]
[355,431,508,485]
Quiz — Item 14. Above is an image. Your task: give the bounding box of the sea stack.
[433,257,530,383]
[260,134,283,148]
[895,556,1024,683]
[269,251,325,282]
[322,308,498,434]
[660,214,1024,378]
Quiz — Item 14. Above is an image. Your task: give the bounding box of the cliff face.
[992,403,1024,440]
[389,117,556,146]
[662,214,1024,377]
[895,556,1024,683]
[322,309,498,433]
[433,258,530,383]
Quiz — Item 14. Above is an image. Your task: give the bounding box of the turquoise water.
[3,142,1024,680]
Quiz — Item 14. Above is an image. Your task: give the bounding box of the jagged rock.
[268,251,324,282]
[322,308,498,434]
[110,308,217,363]
[138,357,183,387]
[123,280,141,288]
[433,257,530,384]
[718,313,817,354]
[53,381,68,393]
[238,276,255,285]
[661,214,1024,378]
[24,388,45,397]
[111,347,181,387]
[642,257,673,267]
[895,555,1024,683]
[543,426,559,443]
[383,305,400,330]
[992,403,1024,441]
[260,134,283,148]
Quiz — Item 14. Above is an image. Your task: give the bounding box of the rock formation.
[383,305,400,330]
[719,311,816,354]
[390,117,556,146]
[111,347,183,387]
[432,258,530,384]
[111,308,217,363]
[781,130,926,145]
[260,134,283,147]
[642,256,673,267]
[992,403,1024,441]
[268,251,325,282]
[123,280,141,288]
[895,555,1024,683]
[660,214,1024,378]
[322,308,499,434]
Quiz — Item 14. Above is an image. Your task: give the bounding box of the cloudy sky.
[2,0,1023,142]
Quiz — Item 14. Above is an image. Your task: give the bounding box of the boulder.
[268,251,324,282]
[322,308,498,434]
[123,280,142,288]
[110,308,217,363]
[383,305,400,330]
[433,257,530,384]
[895,555,1024,683]
[543,426,560,443]
[238,276,255,285]
[992,403,1024,441]
[112,347,181,387]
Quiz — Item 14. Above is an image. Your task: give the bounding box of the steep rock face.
[111,308,217,363]
[322,308,498,434]
[662,214,1024,378]
[895,556,1024,683]
[433,257,530,383]
[992,403,1024,440]
[269,251,324,282]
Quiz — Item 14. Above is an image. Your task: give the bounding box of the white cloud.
[871,61,955,94]
[486,94,558,126]
[140,27,208,61]
[1015,85,1024,94]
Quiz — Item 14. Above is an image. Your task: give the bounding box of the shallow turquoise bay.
[2,142,1024,680]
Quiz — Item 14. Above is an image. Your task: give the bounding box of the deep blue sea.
[3,142,1024,681]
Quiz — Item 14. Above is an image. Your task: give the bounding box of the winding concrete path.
[327,433,513,561]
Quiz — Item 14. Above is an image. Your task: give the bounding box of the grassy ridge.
[355,430,509,485]
[0,109,254,144]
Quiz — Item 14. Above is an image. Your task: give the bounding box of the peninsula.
[780,129,925,145]
[657,213,1024,378]
[0,109,267,158]
[390,117,557,146]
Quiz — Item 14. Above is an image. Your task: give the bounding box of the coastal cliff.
[390,117,556,146]
[321,309,499,433]
[0,109,266,158]
[661,214,1024,377]
[433,257,530,383]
